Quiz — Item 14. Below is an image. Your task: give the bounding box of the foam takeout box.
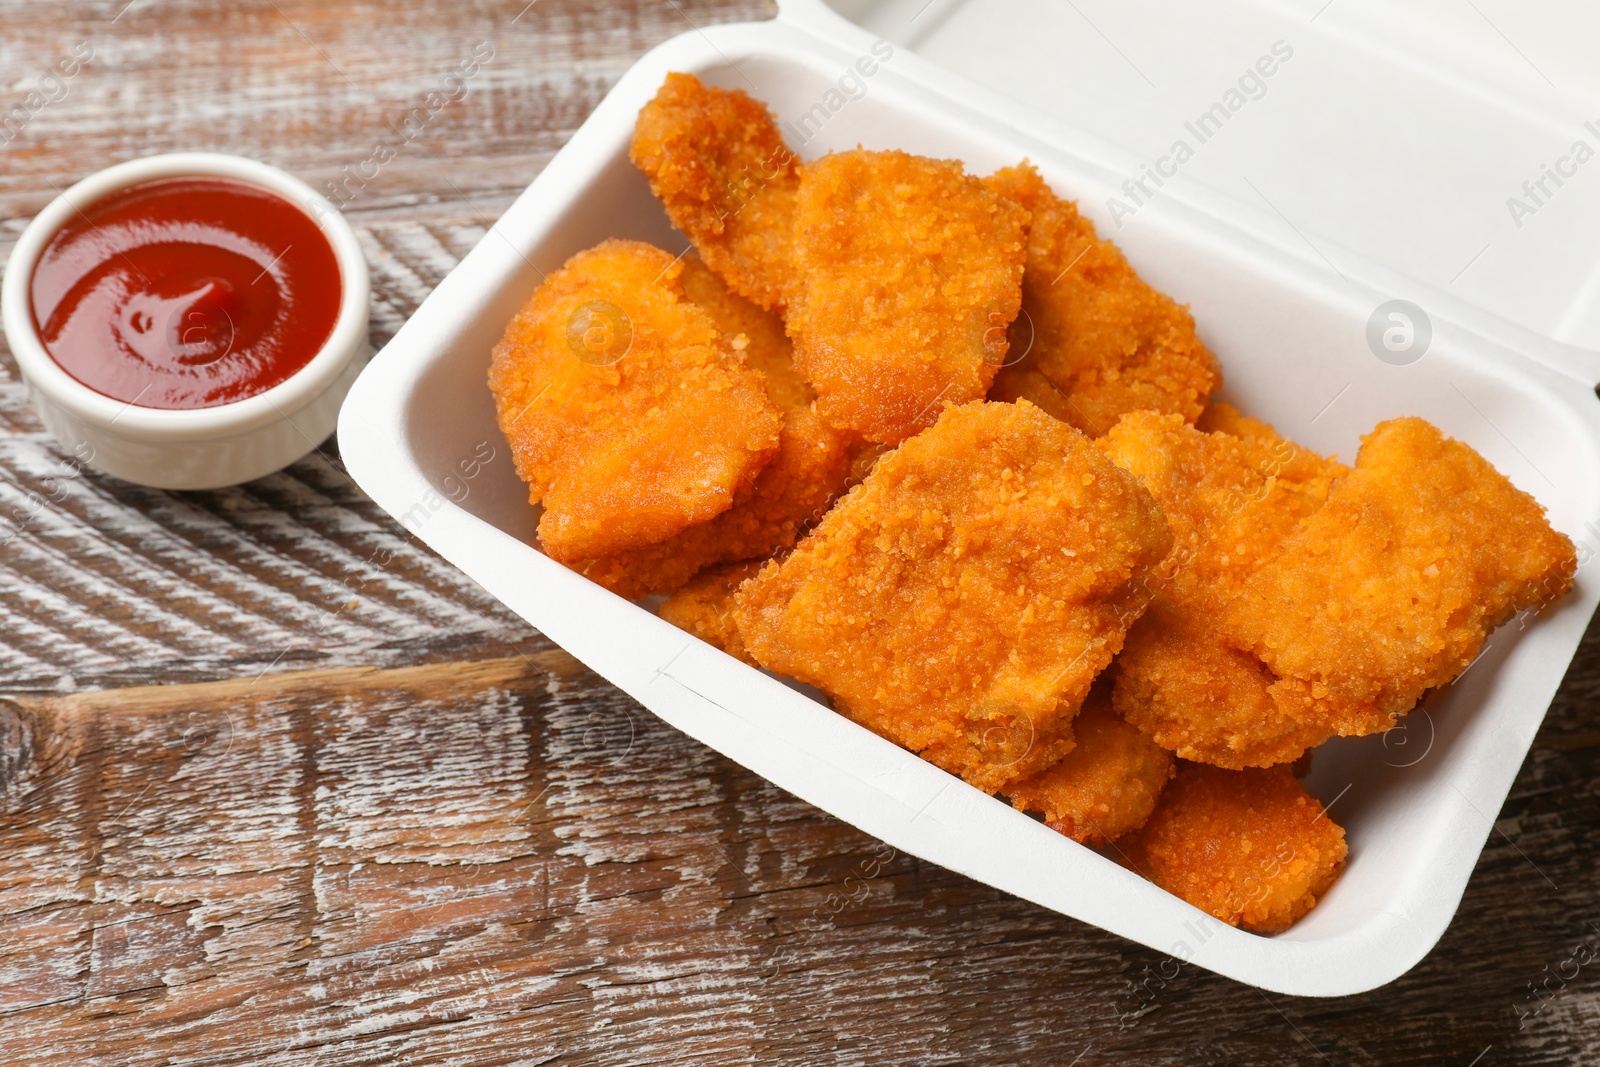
[337,0,1600,996]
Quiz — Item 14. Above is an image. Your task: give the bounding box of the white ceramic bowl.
[1,152,370,490]
[338,2,1600,996]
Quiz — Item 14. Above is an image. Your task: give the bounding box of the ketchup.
[29,176,342,409]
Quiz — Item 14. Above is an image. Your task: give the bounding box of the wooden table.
[2,2,1597,1063]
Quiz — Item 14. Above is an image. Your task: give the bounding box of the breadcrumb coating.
[1118,763,1347,934]
[1004,689,1174,847]
[569,259,854,598]
[658,560,765,666]
[788,150,1028,444]
[1102,411,1342,767]
[733,400,1173,794]
[1114,602,1329,769]
[984,163,1219,436]
[680,256,811,411]
[630,72,799,310]
[488,239,782,562]
[1224,417,1578,736]
[1102,411,1344,605]
[1196,400,1278,444]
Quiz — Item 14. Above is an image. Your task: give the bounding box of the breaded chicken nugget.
[631,72,799,310]
[1004,689,1174,847]
[569,259,855,599]
[985,163,1219,436]
[1224,417,1578,736]
[1102,411,1345,605]
[1114,602,1329,769]
[1102,411,1342,767]
[1119,763,1347,934]
[489,239,782,562]
[733,400,1173,794]
[658,560,765,666]
[788,150,1028,444]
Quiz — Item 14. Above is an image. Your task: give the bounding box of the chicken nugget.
[489,239,782,562]
[631,72,799,310]
[658,560,765,666]
[1224,417,1578,736]
[569,259,854,598]
[788,149,1028,444]
[1004,689,1174,847]
[985,163,1219,436]
[1102,412,1342,767]
[1118,763,1347,934]
[1114,602,1329,769]
[1102,411,1345,604]
[733,399,1173,794]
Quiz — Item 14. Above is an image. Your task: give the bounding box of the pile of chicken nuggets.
[488,72,1579,935]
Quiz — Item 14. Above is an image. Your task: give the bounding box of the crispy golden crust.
[1102,411,1342,767]
[985,163,1219,436]
[1223,417,1578,736]
[788,150,1028,444]
[1114,602,1329,769]
[1101,411,1346,606]
[572,406,851,598]
[658,560,765,666]
[1196,400,1277,444]
[488,239,782,562]
[1004,690,1174,847]
[569,260,854,598]
[679,256,811,411]
[630,72,799,310]
[986,364,1089,427]
[1118,764,1347,934]
[733,400,1173,794]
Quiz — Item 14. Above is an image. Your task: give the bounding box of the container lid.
[786,0,1600,357]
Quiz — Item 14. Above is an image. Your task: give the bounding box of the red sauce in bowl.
[29,176,342,409]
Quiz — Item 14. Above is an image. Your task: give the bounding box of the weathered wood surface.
[1,1,1598,1064]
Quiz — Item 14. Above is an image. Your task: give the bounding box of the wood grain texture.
[1,1,1598,1064]
[3,650,1600,1066]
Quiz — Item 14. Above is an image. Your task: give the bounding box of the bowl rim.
[0,151,371,443]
